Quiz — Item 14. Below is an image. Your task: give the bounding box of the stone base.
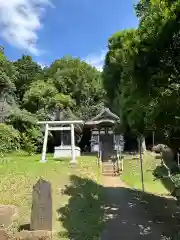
[0,230,8,240]
[16,230,52,240]
[0,205,18,229]
[53,145,81,158]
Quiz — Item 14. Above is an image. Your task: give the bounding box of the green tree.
[103,29,137,116]
[104,0,180,132]
[46,56,105,120]
[0,48,18,123]
[6,107,43,151]
[130,0,180,153]
[23,80,74,120]
[0,49,16,97]
[13,55,42,102]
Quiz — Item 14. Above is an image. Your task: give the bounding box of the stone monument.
[30,178,52,231]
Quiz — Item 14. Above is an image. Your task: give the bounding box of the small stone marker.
[30,178,52,231]
[0,230,8,240]
[0,205,18,229]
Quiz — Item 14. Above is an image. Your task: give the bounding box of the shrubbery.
[21,133,37,155]
[0,123,20,155]
[21,128,43,155]
[170,163,180,175]
[0,123,43,156]
[171,174,180,189]
[153,165,168,179]
[7,109,43,155]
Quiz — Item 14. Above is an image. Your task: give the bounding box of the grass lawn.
[0,151,174,239]
[0,152,105,239]
[121,152,170,195]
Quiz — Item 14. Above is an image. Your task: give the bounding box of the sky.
[0,0,139,70]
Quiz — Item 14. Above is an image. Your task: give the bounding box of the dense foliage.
[1,0,180,156]
[0,124,20,155]
[0,51,105,154]
[103,0,180,154]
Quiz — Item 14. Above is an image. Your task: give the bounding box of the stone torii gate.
[38,120,84,164]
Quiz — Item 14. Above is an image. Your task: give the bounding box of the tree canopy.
[103,0,180,144]
[0,52,104,154]
[2,0,180,155]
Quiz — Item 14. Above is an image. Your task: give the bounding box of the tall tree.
[129,0,180,153]
[13,55,42,102]
[0,48,16,97]
[0,48,17,122]
[46,56,105,120]
[23,80,73,120]
[103,30,136,113]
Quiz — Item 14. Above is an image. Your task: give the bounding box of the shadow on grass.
[57,175,106,239]
[57,175,179,240]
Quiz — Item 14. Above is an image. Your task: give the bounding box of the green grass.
[121,152,170,195]
[0,152,105,239]
[0,151,173,239]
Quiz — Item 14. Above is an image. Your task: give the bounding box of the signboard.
[114,135,124,152]
[92,130,99,135]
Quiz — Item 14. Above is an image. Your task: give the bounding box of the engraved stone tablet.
[30,178,52,231]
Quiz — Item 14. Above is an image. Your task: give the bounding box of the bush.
[0,123,20,155]
[21,127,43,155]
[171,174,180,189]
[21,133,37,155]
[153,165,169,179]
[170,162,180,174]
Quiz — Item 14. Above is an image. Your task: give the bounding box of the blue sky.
[0,0,139,70]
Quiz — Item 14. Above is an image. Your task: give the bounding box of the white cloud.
[38,61,48,68]
[0,0,52,55]
[85,50,107,72]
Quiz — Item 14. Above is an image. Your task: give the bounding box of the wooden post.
[70,123,76,164]
[41,124,48,163]
[139,136,145,192]
[120,150,124,171]
[152,131,155,148]
[60,129,64,146]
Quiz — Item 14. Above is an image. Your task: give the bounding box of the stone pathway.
[101,177,178,240]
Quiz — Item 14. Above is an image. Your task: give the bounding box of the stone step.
[102,165,120,175]
[102,169,119,173]
[102,172,120,176]
[102,165,119,169]
[102,166,119,169]
[102,162,118,165]
[102,167,117,170]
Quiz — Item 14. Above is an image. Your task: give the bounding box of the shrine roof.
[85,108,120,126]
